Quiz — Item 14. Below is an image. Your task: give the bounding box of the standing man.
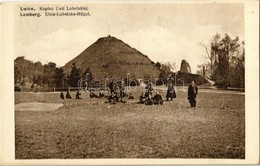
[118,79,125,100]
[188,81,198,108]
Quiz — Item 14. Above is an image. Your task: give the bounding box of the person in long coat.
[188,81,198,108]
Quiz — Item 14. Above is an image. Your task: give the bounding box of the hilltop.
[63,36,161,80]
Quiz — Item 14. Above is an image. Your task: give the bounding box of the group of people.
[138,81,164,105]
[106,79,198,108]
[60,90,81,99]
[139,91,163,105]
[106,79,131,104]
[59,79,198,108]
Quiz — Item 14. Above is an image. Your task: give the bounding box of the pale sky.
[15,2,244,73]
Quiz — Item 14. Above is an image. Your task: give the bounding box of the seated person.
[108,93,116,104]
[139,92,146,104]
[117,92,127,103]
[60,92,64,99]
[90,91,99,98]
[128,93,134,99]
[153,91,163,105]
[76,90,81,99]
[123,92,128,97]
[114,92,120,102]
[119,89,124,98]
[144,90,150,98]
[108,92,126,103]
[99,89,104,98]
[144,93,154,105]
[66,91,72,99]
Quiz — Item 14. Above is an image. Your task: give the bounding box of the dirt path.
[15,102,64,111]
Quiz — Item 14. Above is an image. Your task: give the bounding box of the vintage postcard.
[1,0,259,165]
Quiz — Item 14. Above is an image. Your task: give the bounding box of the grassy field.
[15,87,245,159]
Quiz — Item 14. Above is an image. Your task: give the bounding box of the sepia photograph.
[1,0,259,165]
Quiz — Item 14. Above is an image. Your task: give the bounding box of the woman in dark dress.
[166,83,176,101]
[188,81,198,108]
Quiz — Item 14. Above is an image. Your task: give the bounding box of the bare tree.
[199,33,221,80]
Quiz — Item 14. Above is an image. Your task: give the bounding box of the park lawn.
[15,89,245,159]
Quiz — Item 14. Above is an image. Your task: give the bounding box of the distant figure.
[128,93,134,99]
[117,91,126,103]
[107,92,126,104]
[118,80,125,101]
[153,91,163,105]
[66,91,72,99]
[90,91,99,98]
[113,92,118,101]
[99,89,104,98]
[188,81,198,108]
[108,79,115,95]
[144,89,150,98]
[145,80,153,96]
[60,92,64,99]
[166,84,176,101]
[76,91,81,99]
[123,92,129,97]
[139,92,146,104]
[108,92,116,104]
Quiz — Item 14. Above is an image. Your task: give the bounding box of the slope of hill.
[63,36,160,80]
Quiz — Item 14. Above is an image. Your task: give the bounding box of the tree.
[33,61,44,86]
[201,33,244,88]
[14,56,34,85]
[200,33,221,79]
[157,62,177,85]
[214,34,240,87]
[229,40,245,88]
[66,63,81,87]
[54,67,65,88]
[155,62,161,69]
[43,62,57,87]
[14,57,69,91]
